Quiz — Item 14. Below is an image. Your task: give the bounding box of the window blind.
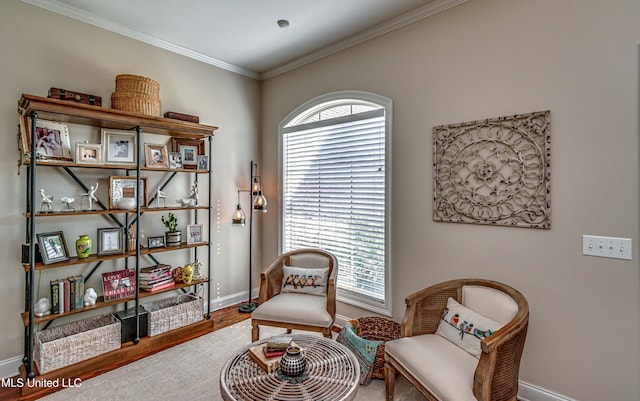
[283,108,386,303]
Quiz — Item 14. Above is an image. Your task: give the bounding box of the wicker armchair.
[384,279,529,401]
[251,248,338,342]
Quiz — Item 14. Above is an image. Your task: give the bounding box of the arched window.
[279,91,392,315]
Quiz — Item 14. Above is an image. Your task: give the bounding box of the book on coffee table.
[248,341,300,373]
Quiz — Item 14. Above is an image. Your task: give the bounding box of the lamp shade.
[253,190,267,212]
[232,204,246,225]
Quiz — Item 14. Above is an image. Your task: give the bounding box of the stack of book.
[248,336,295,373]
[50,275,84,314]
[139,264,174,292]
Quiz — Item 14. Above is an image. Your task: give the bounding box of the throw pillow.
[435,297,502,358]
[336,320,381,385]
[281,265,329,296]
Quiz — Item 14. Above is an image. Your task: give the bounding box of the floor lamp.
[232,160,267,313]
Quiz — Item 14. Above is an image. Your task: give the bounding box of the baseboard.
[208,288,259,312]
[0,355,23,380]
[518,382,578,401]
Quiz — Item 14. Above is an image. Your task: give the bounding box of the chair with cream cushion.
[251,248,338,342]
[384,278,529,401]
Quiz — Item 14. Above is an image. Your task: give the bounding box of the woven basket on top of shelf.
[34,313,121,374]
[111,74,161,116]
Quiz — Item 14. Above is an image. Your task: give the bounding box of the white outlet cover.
[582,235,632,260]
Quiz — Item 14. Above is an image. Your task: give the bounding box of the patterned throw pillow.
[435,297,502,358]
[281,265,329,296]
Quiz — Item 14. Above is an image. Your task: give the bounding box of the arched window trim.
[278,90,392,316]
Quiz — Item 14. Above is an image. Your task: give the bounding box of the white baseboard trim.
[518,382,578,401]
[0,355,23,380]
[208,288,259,312]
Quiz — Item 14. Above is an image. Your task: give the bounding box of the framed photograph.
[102,269,136,301]
[147,235,166,249]
[169,152,183,169]
[20,118,72,161]
[109,176,148,209]
[102,129,136,165]
[197,155,209,171]
[36,231,70,264]
[75,142,103,164]
[186,224,204,244]
[171,138,204,169]
[97,227,124,255]
[144,143,169,168]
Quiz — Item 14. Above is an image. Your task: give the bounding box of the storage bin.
[142,294,203,336]
[34,313,121,373]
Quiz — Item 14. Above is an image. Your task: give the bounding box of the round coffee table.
[220,334,360,401]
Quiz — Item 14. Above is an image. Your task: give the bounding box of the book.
[58,280,64,314]
[68,277,75,311]
[140,263,171,274]
[141,280,175,292]
[263,347,286,359]
[248,344,280,373]
[266,336,292,350]
[50,279,59,314]
[139,271,172,283]
[72,275,84,310]
[64,279,70,312]
[102,269,136,301]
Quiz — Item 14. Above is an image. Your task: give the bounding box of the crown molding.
[22,0,466,81]
[260,0,468,80]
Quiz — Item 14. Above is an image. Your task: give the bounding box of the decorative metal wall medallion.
[433,110,550,228]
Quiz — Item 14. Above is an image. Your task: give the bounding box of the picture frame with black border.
[144,143,169,169]
[97,227,124,256]
[75,142,103,164]
[197,155,209,171]
[186,224,204,244]
[147,235,166,249]
[20,118,73,161]
[102,129,137,165]
[171,137,204,169]
[36,231,70,264]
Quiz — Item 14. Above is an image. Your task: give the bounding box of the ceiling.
[23,0,465,80]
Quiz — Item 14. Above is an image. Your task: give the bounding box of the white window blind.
[282,108,386,304]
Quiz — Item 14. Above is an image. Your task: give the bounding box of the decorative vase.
[182,264,193,284]
[165,231,181,247]
[280,346,306,377]
[75,235,92,258]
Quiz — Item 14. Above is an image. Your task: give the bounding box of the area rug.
[41,321,426,401]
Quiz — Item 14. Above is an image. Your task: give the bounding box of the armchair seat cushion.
[252,292,333,328]
[385,334,478,401]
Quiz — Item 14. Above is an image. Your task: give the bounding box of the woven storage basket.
[356,317,401,379]
[111,92,162,116]
[142,294,203,336]
[34,313,121,374]
[115,74,160,97]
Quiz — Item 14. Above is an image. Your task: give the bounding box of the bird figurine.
[61,196,75,211]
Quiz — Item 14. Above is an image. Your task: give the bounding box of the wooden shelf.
[19,318,215,399]
[26,205,209,218]
[19,94,217,138]
[26,159,209,173]
[21,242,210,271]
[21,278,208,326]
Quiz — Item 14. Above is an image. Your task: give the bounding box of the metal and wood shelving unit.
[17,94,217,397]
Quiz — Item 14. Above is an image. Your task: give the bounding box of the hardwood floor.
[0,302,252,401]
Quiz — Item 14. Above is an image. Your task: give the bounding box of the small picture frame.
[102,129,136,165]
[109,176,148,209]
[186,224,204,244]
[75,142,103,164]
[147,235,166,249]
[36,231,70,264]
[169,152,183,169]
[171,138,204,169]
[197,155,209,171]
[20,118,72,161]
[97,227,124,255]
[144,143,169,168]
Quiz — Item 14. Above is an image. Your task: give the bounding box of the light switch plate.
[582,235,632,260]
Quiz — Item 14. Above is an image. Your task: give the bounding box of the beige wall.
[262,0,640,400]
[0,0,261,365]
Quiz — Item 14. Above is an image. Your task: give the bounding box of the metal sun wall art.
[433,110,550,229]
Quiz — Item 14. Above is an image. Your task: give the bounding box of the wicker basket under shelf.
[34,313,121,374]
[356,316,401,379]
[142,294,203,337]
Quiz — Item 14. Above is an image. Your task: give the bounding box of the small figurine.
[34,298,51,317]
[192,258,206,280]
[84,288,97,306]
[178,181,199,207]
[87,182,98,211]
[156,186,169,208]
[61,196,75,211]
[40,188,53,212]
[127,224,136,251]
